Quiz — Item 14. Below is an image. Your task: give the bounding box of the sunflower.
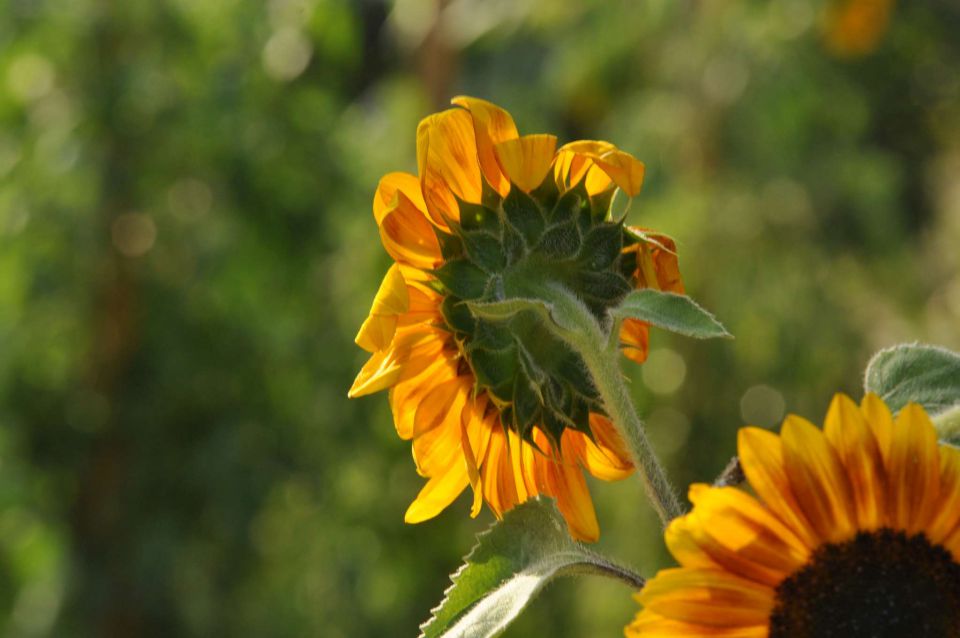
[348,97,683,541]
[626,393,960,637]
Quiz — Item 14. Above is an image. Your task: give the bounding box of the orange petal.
[461,394,493,517]
[626,607,768,638]
[354,264,409,352]
[823,393,887,529]
[666,484,809,587]
[373,172,426,225]
[887,403,941,533]
[928,443,960,545]
[539,432,600,542]
[348,326,446,398]
[417,108,482,227]
[389,355,458,439]
[396,281,442,328]
[557,140,645,196]
[780,415,856,543]
[378,192,442,270]
[493,134,558,192]
[452,96,518,196]
[414,377,468,437]
[638,567,775,627]
[620,318,650,364]
[481,426,519,518]
[412,385,470,477]
[861,392,895,466]
[737,427,818,549]
[404,460,469,523]
[576,414,633,481]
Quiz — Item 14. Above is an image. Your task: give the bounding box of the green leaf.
[420,498,644,638]
[863,343,960,428]
[611,289,731,340]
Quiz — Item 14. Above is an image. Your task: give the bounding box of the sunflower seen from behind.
[348,97,683,541]
[626,393,960,637]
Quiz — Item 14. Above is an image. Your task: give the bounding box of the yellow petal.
[887,402,941,533]
[780,414,856,543]
[389,355,458,439]
[493,134,558,192]
[354,264,409,352]
[397,281,442,327]
[373,172,426,225]
[460,394,493,517]
[539,433,599,542]
[666,484,809,587]
[928,444,960,544]
[451,96,518,196]
[481,426,518,518]
[348,326,445,398]
[626,607,768,638]
[577,414,633,481]
[557,140,645,196]
[737,427,818,549]
[823,393,887,529]
[378,192,442,270]
[417,108,482,227]
[413,377,467,437]
[861,392,895,466]
[404,461,469,523]
[638,567,775,627]
[619,318,650,364]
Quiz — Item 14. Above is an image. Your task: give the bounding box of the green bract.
[431,177,646,443]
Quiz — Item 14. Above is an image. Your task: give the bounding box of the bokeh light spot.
[641,348,687,395]
[111,213,157,257]
[6,53,55,102]
[740,384,786,428]
[262,28,313,81]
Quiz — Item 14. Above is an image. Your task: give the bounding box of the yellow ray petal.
[823,393,887,529]
[373,171,426,225]
[887,403,941,533]
[541,434,599,542]
[378,192,442,270]
[348,326,445,398]
[861,392,895,466]
[666,484,809,587]
[451,96,518,196]
[557,140,645,196]
[481,426,518,518]
[461,394,493,517]
[928,444,960,544]
[417,108,482,227]
[389,355,458,439]
[780,414,856,543]
[493,134,558,192]
[737,427,818,549]
[413,377,467,437]
[576,414,633,481]
[397,281,442,327]
[638,567,775,627]
[404,460,470,523]
[626,607,768,638]
[354,264,409,353]
[620,318,650,364]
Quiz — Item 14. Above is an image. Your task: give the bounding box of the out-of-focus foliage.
[0,0,957,636]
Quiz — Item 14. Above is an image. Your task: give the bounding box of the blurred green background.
[1,0,958,635]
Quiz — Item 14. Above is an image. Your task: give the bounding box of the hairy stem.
[534,282,684,525]
[933,406,960,445]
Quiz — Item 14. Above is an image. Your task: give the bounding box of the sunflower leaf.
[610,289,731,340]
[419,497,644,638]
[864,343,960,444]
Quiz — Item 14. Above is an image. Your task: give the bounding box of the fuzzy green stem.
[527,281,684,525]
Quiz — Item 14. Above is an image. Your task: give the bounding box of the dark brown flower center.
[770,528,960,638]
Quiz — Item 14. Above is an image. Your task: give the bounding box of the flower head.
[349,97,682,541]
[626,393,960,636]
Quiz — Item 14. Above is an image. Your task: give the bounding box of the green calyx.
[432,176,641,443]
